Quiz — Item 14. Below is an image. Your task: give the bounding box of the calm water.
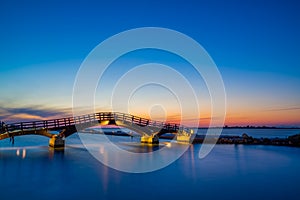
[1,131,300,200]
[90,127,300,138]
[198,128,300,138]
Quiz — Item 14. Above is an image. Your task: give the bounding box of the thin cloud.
[264,107,300,112]
[0,105,72,123]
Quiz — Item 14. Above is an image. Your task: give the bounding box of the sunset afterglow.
[0,1,299,127]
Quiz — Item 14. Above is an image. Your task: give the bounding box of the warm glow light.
[165,142,172,148]
[99,146,104,154]
[22,149,26,159]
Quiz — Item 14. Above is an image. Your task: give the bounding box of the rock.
[242,133,249,139]
[288,134,300,146]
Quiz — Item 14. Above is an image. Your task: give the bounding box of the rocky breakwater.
[192,133,300,147]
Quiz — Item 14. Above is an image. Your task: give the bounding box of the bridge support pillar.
[49,136,65,148]
[176,130,194,143]
[176,135,192,143]
[141,135,159,144]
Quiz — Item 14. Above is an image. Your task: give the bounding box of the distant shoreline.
[161,133,300,147]
[86,130,300,148]
[197,127,300,129]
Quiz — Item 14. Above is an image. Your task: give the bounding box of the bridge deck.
[0,112,189,140]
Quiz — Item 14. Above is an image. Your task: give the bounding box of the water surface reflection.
[0,133,300,200]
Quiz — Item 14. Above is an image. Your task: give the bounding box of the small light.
[22,149,26,159]
[165,142,171,148]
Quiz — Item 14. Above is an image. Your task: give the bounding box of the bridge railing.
[1,112,182,134]
[111,112,180,132]
[4,118,73,133]
[1,112,114,133]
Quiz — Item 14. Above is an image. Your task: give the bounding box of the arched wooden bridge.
[0,112,194,147]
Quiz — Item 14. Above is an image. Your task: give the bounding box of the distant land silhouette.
[197,125,300,129]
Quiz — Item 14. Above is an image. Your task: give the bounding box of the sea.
[197,128,300,138]
[0,128,300,200]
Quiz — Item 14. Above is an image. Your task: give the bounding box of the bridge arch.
[0,112,193,147]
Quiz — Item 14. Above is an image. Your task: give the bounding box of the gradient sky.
[0,0,299,127]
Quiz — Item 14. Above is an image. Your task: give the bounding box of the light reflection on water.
[0,133,300,200]
[79,133,191,173]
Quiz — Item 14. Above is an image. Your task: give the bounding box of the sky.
[0,0,299,127]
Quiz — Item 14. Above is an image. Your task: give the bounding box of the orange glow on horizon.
[134,109,300,127]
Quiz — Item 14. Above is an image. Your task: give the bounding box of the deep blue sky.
[0,0,299,126]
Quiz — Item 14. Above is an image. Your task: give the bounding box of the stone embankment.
[192,133,300,147]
